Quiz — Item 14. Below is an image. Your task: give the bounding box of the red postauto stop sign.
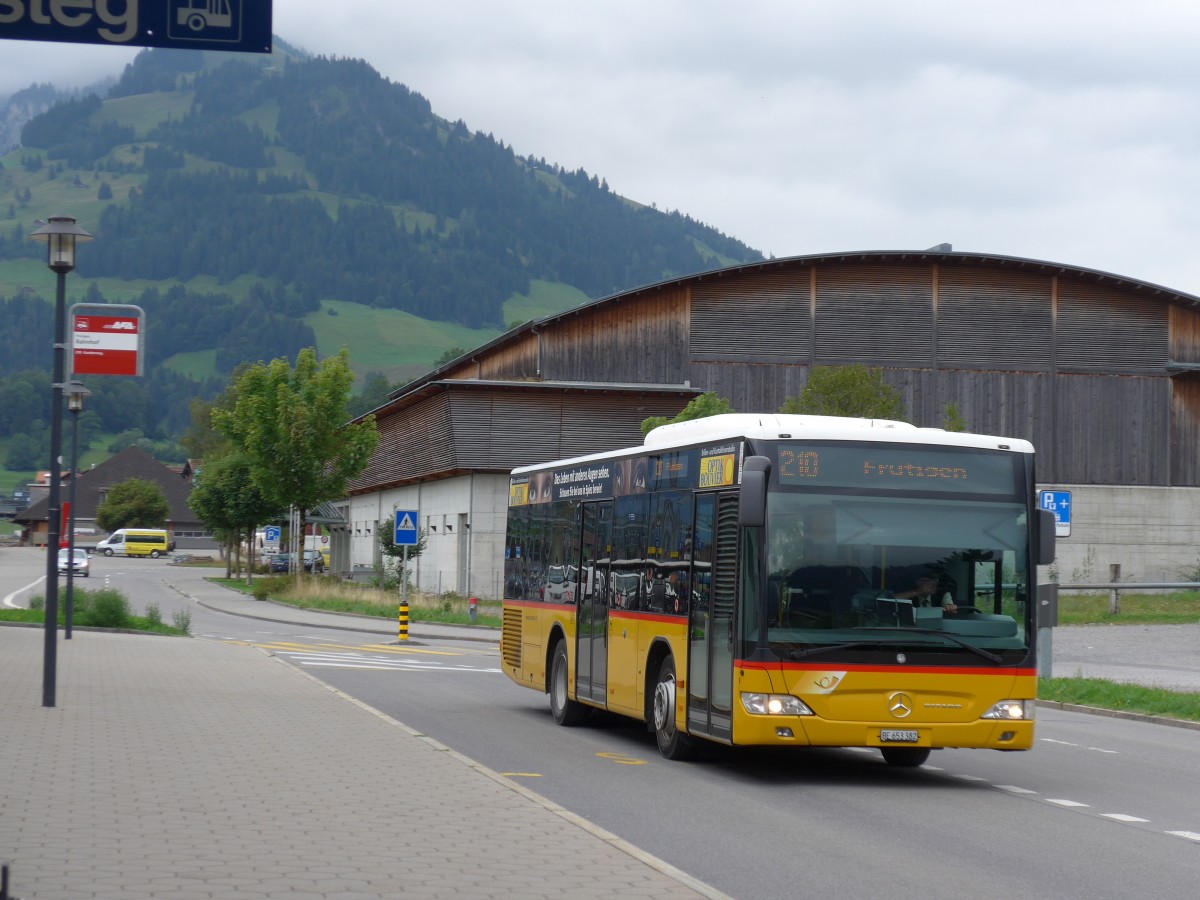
[70,305,145,377]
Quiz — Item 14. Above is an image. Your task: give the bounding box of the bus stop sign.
[0,1,273,54]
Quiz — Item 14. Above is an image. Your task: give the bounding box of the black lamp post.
[30,215,93,708]
[65,379,91,641]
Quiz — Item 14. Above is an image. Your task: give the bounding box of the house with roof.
[14,444,213,550]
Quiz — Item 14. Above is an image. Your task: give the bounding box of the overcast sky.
[4,1,1200,295]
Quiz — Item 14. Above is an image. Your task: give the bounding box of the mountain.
[0,39,763,448]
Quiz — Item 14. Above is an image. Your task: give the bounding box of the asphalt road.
[4,547,1200,899]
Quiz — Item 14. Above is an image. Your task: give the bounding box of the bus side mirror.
[739,456,771,527]
[1037,508,1056,565]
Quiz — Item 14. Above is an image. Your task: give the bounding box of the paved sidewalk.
[0,626,722,900]
[163,570,497,645]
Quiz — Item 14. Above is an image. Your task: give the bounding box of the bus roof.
[512,413,1034,475]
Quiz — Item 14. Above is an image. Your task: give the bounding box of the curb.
[1036,698,1200,731]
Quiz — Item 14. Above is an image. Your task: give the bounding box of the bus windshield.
[759,487,1031,661]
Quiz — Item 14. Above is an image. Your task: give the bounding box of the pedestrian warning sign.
[394,509,419,546]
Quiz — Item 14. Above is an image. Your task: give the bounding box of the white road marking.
[1101,814,1149,823]
[953,774,988,782]
[994,785,1037,794]
[1045,799,1090,808]
[1166,831,1200,841]
[3,576,45,608]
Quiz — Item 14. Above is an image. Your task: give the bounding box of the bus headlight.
[741,693,814,716]
[981,700,1035,720]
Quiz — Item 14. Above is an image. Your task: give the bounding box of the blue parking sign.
[1039,490,1071,538]
[394,509,419,546]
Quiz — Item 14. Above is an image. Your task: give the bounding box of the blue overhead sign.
[0,0,272,54]
[393,509,419,547]
[1039,490,1071,538]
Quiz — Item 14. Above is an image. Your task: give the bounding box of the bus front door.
[574,501,612,704]
[686,492,737,742]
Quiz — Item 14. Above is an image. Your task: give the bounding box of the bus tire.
[880,747,931,767]
[549,641,588,726]
[653,656,695,760]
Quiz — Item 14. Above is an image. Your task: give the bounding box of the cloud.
[4,0,1200,293]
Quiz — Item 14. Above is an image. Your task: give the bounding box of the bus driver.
[895,575,958,614]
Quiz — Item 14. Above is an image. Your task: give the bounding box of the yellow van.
[96,528,171,558]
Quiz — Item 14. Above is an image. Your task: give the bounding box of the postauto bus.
[499,414,1055,765]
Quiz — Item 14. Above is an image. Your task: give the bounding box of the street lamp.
[30,214,93,709]
[65,380,91,641]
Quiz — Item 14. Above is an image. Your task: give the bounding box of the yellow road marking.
[249,640,463,657]
[596,751,647,766]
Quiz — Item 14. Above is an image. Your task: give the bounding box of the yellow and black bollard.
[398,599,409,641]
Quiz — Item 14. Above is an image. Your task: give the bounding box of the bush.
[78,588,132,628]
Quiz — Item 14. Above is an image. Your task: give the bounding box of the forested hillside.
[0,40,762,467]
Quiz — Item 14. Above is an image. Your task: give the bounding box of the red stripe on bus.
[738,659,1036,677]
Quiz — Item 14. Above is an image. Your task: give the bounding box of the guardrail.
[1052,563,1200,614]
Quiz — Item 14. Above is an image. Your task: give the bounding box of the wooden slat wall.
[1054,375,1168,483]
[690,270,812,363]
[539,288,690,383]
[1170,374,1200,484]
[937,267,1052,370]
[1170,305,1200,364]
[814,265,933,365]
[1057,281,1167,373]
[350,394,455,490]
[363,257,1200,487]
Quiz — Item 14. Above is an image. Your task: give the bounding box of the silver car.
[57,548,90,578]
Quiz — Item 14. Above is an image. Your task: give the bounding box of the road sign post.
[394,510,418,641]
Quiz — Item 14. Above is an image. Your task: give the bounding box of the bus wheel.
[880,747,931,767]
[653,656,695,760]
[550,641,587,726]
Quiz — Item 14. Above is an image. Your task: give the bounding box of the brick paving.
[0,626,723,899]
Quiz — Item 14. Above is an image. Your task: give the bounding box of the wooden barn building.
[337,248,1200,595]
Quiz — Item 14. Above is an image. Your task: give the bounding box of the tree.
[187,453,282,582]
[179,397,232,462]
[5,432,44,469]
[378,516,428,589]
[213,347,378,581]
[347,371,394,418]
[779,365,908,421]
[434,347,467,368]
[641,391,735,437]
[942,402,968,432]
[95,478,170,532]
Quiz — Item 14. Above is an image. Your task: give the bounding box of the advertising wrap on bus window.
[553,463,613,501]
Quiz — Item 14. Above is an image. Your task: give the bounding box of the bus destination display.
[775,444,1019,495]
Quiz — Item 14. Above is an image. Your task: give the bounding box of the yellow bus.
[500,414,1055,765]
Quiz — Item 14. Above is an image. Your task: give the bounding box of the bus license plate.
[880,729,919,743]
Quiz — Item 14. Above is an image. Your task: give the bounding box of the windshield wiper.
[788,640,891,660]
[854,627,1005,664]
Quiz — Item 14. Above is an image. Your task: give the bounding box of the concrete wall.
[346,474,510,600]
[1039,484,1200,584]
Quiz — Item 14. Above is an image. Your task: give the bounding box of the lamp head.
[30,215,93,273]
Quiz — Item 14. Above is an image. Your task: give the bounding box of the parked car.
[57,548,89,578]
[301,550,325,573]
[268,553,290,573]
